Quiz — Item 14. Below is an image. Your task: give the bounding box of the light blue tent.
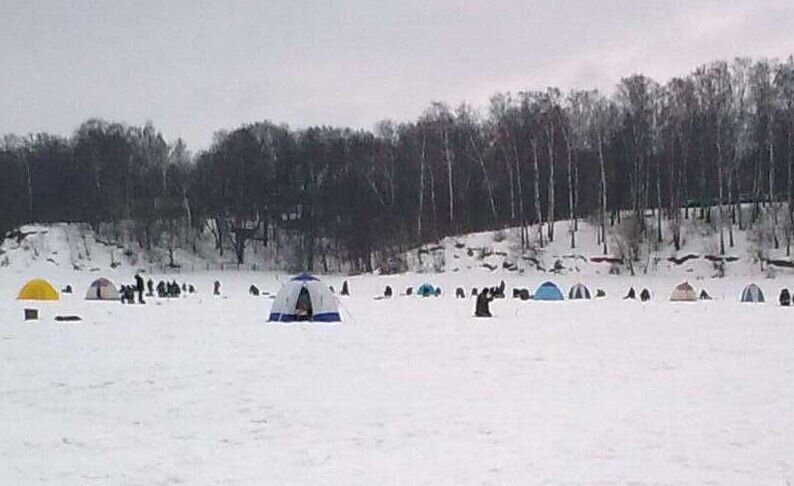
[534,281,564,301]
[416,283,435,297]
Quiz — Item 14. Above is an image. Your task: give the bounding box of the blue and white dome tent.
[533,281,564,301]
[268,273,341,322]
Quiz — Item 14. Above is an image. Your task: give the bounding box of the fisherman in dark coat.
[341,280,350,296]
[624,287,636,300]
[146,279,154,297]
[639,288,651,302]
[384,285,393,298]
[135,273,145,304]
[213,280,221,296]
[475,288,494,317]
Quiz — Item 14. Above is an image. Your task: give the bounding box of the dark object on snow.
[341,280,350,296]
[384,285,393,298]
[434,287,442,297]
[146,279,154,296]
[214,280,221,296]
[157,281,166,298]
[55,315,82,322]
[249,285,260,296]
[512,288,521,298]
[518,289,531,301]
[188,284,195,294]
[779,288,791,307]
[329,285,335,294]
[623,287,636,300]
[492,280,506,299]
[471,287,478,297]
[699,289,712,301]
[596,289,606,298]
[62,285,73,294]
[120,285,128,304]
[406,287,413,296]
[182,283,187,292]
[640,288,651,302]
[455,287,465,299]
[135,274,145,304]
[24,308,38,321]
[295,286,313,321]
[475,288,494,317]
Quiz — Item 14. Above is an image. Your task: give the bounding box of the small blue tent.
[416,283,435,297]
[534,281,564,301]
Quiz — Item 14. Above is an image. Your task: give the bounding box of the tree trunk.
[598,134,608,255]
[545,123,555,242]
[529,136,544,247]
[443,128,454,232]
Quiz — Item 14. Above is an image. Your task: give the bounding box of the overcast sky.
[2,0,793,150]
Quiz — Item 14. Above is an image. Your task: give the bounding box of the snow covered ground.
[2,267,794,485]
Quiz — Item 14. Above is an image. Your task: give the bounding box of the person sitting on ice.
[157,280,167,298]
[62,285,73,294]
[434,287,442,297]
[405,287,413,296]
[146,279,154,297]
[295,287,313,321]
[455,287,466,299]
[120,285,128,304]
[213,280,221,296]
[475,288,494,318]
[249,285,260,296]
[699,289,712,300]
[623,287,636,300]
[471,287,478,297]
[596,289,606,298]
[639,288,651,302]
[188,284,196,294]
[384,285,393,298]
[780,288,791,307]
[341,280,350,296]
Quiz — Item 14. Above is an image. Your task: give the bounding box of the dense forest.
[3,56,794,271]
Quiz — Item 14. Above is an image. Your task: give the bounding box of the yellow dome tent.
[17,278,59,301]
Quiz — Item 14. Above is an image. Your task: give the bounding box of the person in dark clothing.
[596,289,606,298]
[699,289,712,301]
[624,287,636,300]
[135,274,145,304]
[780,288,791,307]
[406,287,413,296]
[384,285,393,298]
[146,279,154,297]
[213,280,221,296]
[249,285,260,296]
[157,281,166,298]
[455,287,465,299]
[471,287,478,297]
[295,287,313,321]
[171,281,181,297]
[434,287,442,297]
[475,288,494,317]
[120,285,127,304]
[182,283,187,292]
[188,284,195,294]
[341,280,350,296]
[639,288,651,302]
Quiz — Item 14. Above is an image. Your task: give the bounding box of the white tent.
[670,282,697,302]
[740,284,765,303]
[568,283,591,300]
[268,273,341,322]
[85,277,120,301]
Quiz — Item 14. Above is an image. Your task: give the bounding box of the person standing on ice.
[134,273,145,304]
[475,288,494,318]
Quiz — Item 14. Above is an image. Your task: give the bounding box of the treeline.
[3,56,794,271]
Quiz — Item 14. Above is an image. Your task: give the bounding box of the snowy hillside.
[402,217,793,281]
